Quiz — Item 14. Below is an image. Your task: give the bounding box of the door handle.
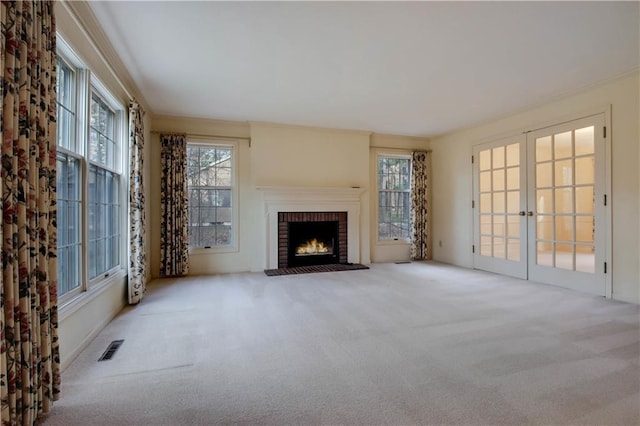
[519,211,526,216]
[527,211,534,216]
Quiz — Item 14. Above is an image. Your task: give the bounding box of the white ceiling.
[87,1,639,137]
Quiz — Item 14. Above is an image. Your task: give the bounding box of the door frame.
[472,106,612,298]
[526,113,607,296]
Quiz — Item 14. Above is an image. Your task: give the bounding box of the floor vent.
[395,261,411,264]
[98,339,124,361]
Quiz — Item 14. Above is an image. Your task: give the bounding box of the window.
[57,59,76,151]
[378,155,411,240]
[55,41,125,301]
[56,57,82,298]
[187,143,235,249]
[88,93,121,279]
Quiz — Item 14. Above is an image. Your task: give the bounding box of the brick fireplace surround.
[278,211,348,268]
[257,186,366,269]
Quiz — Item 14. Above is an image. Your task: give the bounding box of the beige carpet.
[42,262,640,425]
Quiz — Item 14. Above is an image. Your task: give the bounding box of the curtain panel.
[160,134,189,277]
[410,151,432,260]
[128,101,146,304]
[0,1,60,424]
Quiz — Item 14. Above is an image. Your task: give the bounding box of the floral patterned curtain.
[0,1,60,424]
[410,151,432,260]
[160,134,189,277]
[129,101,146,303]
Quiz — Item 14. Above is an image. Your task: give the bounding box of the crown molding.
[249,121,372,138]
[59,0,150,112]
[370,133,430,142]
[151,114,250,130]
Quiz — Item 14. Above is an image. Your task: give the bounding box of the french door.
[473,135,528,279]
[473,114,607,296]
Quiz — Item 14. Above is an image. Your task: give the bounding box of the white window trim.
[375,151,412,245]
[56,48,86,306]
[56,34,128,305]
[57,36,84,71]
[86,82,127,289]
[58,269,126,321]
[187,138,240,255]
[89,80,125,174]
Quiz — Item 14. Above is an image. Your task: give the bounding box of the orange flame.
[296,239,330,255]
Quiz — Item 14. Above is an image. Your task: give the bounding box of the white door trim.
[471,107,612,298]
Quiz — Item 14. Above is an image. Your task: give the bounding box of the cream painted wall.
[56,1,152,368]
[431,72,640,303]
[59,279,125,371]
[250,123,372,270]
[369,134,430,263]
[149,116,252,276]
[250,123,370,187]
[148,119,374,276]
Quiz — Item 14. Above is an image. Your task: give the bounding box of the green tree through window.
[187,144,234,247]
[378,156,411,240]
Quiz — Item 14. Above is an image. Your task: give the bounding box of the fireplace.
[258,186,365,269]
[278,212,348,268]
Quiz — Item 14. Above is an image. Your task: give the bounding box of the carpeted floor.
[42,262,640,425]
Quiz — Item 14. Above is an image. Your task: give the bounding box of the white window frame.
[376,152,412,245]
[187,138,239,255]
[86,81,126,288]
[56,51,83,302]
[56,35,128,308]
[57,40,87,305]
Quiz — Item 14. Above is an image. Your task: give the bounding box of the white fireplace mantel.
[257,186,366,269]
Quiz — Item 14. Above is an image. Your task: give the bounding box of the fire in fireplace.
[288,220,339,267]
[278,211,348,268]
[296,239,331,255]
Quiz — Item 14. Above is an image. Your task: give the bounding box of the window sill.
[376,238,411,246]
[58,269,126,322]
[189,245,239,256]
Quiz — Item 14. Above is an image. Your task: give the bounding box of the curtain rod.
[149,133,431,152]
[151,130,252,146]
[371,146,432,153]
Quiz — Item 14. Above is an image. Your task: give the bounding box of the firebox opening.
[288,221,339,267]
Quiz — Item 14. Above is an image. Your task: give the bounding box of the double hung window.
[88,93,121,279]
[187,142,236,249]
[56,40,125,302]
[377,155,412,241]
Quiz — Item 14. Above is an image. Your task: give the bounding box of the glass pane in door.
[534,126,595,272]
[478,142,520,261]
